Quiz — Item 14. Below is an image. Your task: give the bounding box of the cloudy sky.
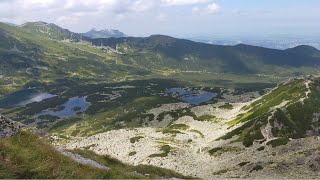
[1,0,320,37]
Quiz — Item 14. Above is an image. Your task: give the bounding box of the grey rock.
[280,162,289,170]
[0,114,26,137]
[304,151,312,157]
[295,157,305,165]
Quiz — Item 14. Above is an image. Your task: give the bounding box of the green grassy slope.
[0,22,151,96]
[91,35,320,75]
[0,130,189,179]
[221,76,320,147]
[20,21,88,42]
[0,131,107,179]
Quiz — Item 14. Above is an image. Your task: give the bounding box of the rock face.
[83,28,127,39]
[0,114,25,137]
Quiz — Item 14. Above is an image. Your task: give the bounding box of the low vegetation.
[221,78,320,147]
[0,131,190,179]
[266,138,289,147]
[161,124,189,134]
[157,108,197,122]
[196,114,220,122]
[149,145,171,158]
[130,136,144,143]
[0,131,106,179]
[189,129,204,138]
[71,148,190,179]
[213,169,229,175]
[208,146,242,157]
[218,103,233,110]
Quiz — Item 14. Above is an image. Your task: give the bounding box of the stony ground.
[57,88,320,179]
[58,95,249,178]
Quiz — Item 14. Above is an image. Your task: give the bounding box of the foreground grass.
[0,131,191,179]
[0,131,106,179]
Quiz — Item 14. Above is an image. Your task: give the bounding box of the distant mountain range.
[189,36,320,50]
[1,21,320,93]
[90,35,320,73]
[82,28,127,39]
[3,22,16,26]
[20,22,127,41]
[6,21,320,49]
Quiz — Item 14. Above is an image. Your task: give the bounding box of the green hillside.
[91,35,320,74]
[20,21,88,42]
[1,21,320,138]
[0,22,149,95]
[221,76,320,147]
[1,21,320,97]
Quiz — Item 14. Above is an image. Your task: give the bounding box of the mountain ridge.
[83,28,127,39]
[19,21,89,42]
[1,21,320,95]
[10,22,320,51]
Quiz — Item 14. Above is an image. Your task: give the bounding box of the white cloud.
[21,0,56,8]
[56,15,80,24]
[192,6,201,14]
[207,2,220,13]
[19,0,61,11]
[0,0,221,21]
[192,2,220,14]
[0,0,223,34]
[130,0,156,12]
[161,0,210,6]
[156,14,168,22]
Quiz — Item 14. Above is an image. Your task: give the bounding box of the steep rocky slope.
[222,76,320,147]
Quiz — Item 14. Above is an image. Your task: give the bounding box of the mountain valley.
[1,21,320,179]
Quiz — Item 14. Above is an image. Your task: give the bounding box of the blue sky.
[0,0,319,37]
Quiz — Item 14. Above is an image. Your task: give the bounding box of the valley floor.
[2,76,320,179]
[56,81,320,179]
[61,128,320,178]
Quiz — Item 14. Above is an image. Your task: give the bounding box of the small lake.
[165,88,217,105]
[36,96,90,118]
[0,89,56,108]
[165,88,193,95]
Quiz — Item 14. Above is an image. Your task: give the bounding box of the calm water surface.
[165,88,217,104]
[36,96,90,118]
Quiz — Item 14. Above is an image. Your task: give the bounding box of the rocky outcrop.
[0,114,25,137]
